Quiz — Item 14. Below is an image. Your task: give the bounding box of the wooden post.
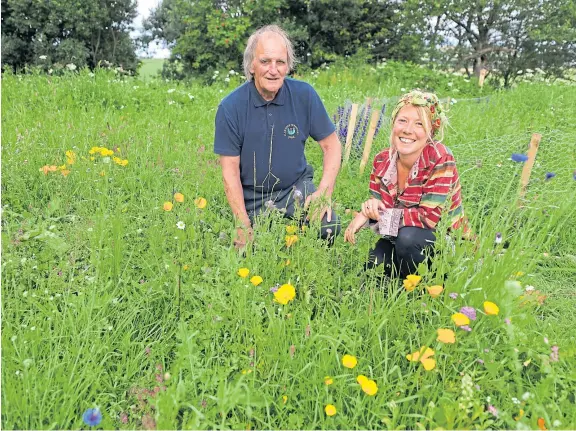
[518,133,542,201]
[343,103,359,163]
[359,110,381,174]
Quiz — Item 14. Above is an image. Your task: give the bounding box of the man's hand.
[361,198,385,221]
[234,226,254,249]
[304,190,332,223]
[344,212,369,245]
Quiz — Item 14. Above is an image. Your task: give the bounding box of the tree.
[427,0,576,86]
[1,0,139,73]
[141,0,421,79]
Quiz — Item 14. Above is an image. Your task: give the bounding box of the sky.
[132,0,170,58]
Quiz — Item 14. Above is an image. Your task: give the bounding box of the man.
[214,25,341,247]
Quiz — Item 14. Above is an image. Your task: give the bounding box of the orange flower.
[174,192,184,203]
[426,285,443,298]
[537,418,547,431]
[324,376,333,385]
[437,328,456,344]
[60,169,71,177]
[406,347,436,371]
[39,165,58,175]
[194,197,207,209]
[163,201,173,211]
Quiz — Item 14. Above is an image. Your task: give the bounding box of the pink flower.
[487,405,498,417]
[460,325,472,332]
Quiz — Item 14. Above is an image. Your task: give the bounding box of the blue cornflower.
[573,170,576,181]
[511,153,529,162]
[545,172,556,181]
[83,408,102,427]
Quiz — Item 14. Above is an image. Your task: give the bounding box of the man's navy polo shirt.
[214,78,335,202]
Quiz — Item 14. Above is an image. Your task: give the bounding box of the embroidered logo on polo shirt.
[283,124,299,139]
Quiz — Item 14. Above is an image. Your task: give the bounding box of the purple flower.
[270,284,279,293]
[495,232,502,244]
[460,325,472,332]
[449,292,458,300]
[83,408,102,427]
[460,306,477,321]
[545,172,556,181]
[511,153,529,162]
[477,358,485,364]
[573,170,576,181]
[487,404,498,417]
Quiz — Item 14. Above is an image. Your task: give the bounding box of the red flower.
[430,105,435,113]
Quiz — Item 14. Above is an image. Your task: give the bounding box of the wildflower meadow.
[1,64,576,430]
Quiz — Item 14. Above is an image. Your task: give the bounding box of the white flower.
[228,69,235,75]
[447,82,453,87]
[525,285,535,292]
[224,77,230,83]
[521,392,532,401]
[66,63,77,71]
[39,55,47,60]
[167,88,175,93]
[400,87,406,92]
[133,86,139,90]
[188,93,194,100]
[176,221,185,230]
[168,100,175,105]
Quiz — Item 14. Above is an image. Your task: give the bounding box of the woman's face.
[392,105,430,159]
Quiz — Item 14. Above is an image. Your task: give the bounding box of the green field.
[1,64,576,430]
[138,58,165,79]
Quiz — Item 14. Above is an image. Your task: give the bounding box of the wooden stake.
[519,133,542,201]
[343,103,359,163]
[359,110,381,174]
[479,68,488,88]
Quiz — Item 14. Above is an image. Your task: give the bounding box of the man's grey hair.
[243,25,296,81]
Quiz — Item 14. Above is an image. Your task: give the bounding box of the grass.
[1,64,576,430]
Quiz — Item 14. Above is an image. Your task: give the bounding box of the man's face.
[250,33,288,101]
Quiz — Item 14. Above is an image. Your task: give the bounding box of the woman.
[344,90,467,278]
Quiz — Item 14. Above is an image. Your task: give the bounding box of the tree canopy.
[1,0,139,73]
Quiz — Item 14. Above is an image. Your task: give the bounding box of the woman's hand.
[344,212,369,245]
[361,198,385,221]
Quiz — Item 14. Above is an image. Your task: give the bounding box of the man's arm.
[220,155,251,229]
[316,131,342,196]
[304,131,341,221]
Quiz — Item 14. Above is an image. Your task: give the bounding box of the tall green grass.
[1,65,575,430]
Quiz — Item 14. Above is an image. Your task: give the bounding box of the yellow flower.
[237,268,250,278]
[342,354,357,369]
[406,347,436,371]
[163,201,173,211]
[282,395,288,404]
[60,169,71,177]
[182,264,190,271]
[285,234,298,247]
[427,285,444,298]
[324,376,333,385]
[88,146,100,155]
[403,274,422,292]
[100,148,114,156]
[241,369,252,375]
[194,197,207,209]
[119,159,128,166]
[65,150,76,165]
[286,225,298,235]
[99,170,106,176]
[437,328,456,344]
[483,301,500,316]
[361,379,378,396]
[451,312,470,327]
[324,404,337,417]
[113,156,123,165]
[58,164,67,171]
[250,275,263,286]
[274,283,296,305]
[174,192,184,203]
[356,375,368,385]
